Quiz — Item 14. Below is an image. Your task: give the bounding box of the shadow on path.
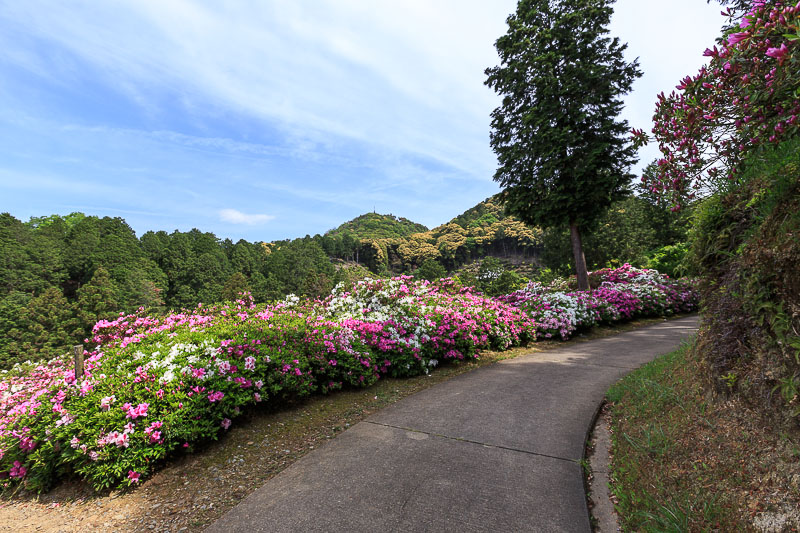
[205,316,699,533]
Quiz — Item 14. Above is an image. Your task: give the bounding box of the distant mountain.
[323,197,542,274]
[326,212,428,240]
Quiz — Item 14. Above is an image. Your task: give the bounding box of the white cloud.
[0,0,728,240]
[219,209,275,226]
[0,1,513,180]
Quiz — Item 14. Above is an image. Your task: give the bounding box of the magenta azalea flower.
[727,31,749,46]
[766,43,789,64]
[9,461,27,479]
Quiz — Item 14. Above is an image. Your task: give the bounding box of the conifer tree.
[485,0,640,289]
[75,266,118,335]
[222,272,251,302]
[15,287,78,361]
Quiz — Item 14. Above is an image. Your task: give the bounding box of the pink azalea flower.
[765,43,789,64]
[727,31,749,46]
[100,395,115,410]
[221,418,231,430]
[127,470,140,483]
[9,461,27,479]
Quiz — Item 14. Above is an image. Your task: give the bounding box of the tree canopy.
[485,0,640,288]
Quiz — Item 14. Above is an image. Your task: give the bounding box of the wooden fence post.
[73,345,84,380]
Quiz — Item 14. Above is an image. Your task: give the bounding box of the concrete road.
[206,315,699,533]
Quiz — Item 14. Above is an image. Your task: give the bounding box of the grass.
[607,341,800,532]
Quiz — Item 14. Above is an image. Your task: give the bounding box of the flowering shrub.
[0,269,696,493]
[322,277,535,376]
[0,283,535,492]
[498,264,700,339]
[632,1,800,204]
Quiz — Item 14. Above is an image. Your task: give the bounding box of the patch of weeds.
[608,340,800,531]
[577,457,592,477]
[622,423,670,457]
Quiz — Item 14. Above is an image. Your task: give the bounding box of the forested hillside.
[0,214,338,368]
[325,213,428,240]
[344,196,543,274]
[0,186,690,369]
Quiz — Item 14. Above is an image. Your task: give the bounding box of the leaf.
[782,33,799,41]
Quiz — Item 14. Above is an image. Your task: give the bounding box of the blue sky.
[0,0,723,242]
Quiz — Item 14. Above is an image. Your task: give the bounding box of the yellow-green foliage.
[378,196,542,272]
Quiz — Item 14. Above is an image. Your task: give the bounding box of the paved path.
[206,315,699,533]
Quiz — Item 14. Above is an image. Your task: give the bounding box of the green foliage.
[361,197,543,275]
[326,212,428,240]
[0,210,347,367]
[540,193,692,275]
[413,259,446,282]
[0,213,65,297]
[221,272,251,302]
[485,0,641,288]
[608,343,752,531]
[454,257,529,296]
[263,238,335,299]
[485,0,641,226]
[332,263,380,289]
[75,266,119,337]
[11,287,78,364]
[645,243,689,279]
[449,198,505,229]
[490,270,527,297]
[688,137,800,421]
[0,200,542,368]
[0,291,32,368]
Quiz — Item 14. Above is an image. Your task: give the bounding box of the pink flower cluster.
[0,275,694,491]
[122,402,149,419]
[633,1,800,203]
[498,265,699,339]
[144,421,163,444]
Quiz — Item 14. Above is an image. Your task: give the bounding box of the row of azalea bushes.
[0,265,698,492]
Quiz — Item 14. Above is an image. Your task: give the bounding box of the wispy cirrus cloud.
[219,209,275,226]
[0,0,726,242]
[0,0,510,179]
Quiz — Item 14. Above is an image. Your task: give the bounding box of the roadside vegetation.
[0,266,697,493]
[607,343,800,531]
[608,0,800,528]
[0,315,676,532]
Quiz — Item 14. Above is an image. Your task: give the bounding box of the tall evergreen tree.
[221,272,251,302]
[75,266,118,336]
[485,0,640,289]
[0,291,32,369]
[13,287,78,362]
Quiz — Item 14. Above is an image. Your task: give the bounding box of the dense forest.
[0,182,687,369]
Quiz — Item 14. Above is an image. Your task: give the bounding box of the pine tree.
[485,0,641,289]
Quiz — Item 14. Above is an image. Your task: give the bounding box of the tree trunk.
[569,222,590,291]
